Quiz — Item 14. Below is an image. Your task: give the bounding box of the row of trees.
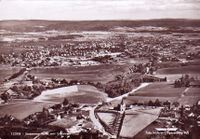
[130,99,179,108]
[7,68,26,81]
[92,55,113,63]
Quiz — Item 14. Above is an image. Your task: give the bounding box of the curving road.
[106,83,150,102]
[89,105,105,132]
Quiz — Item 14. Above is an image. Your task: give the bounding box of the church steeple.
[120,98,126,112]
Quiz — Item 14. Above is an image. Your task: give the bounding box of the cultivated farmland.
[30,64,126,83]
[34,85,107,104]
[130,82,186,97]
[120,107,161,138]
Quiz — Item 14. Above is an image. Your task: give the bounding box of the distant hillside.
[0,19,200,32]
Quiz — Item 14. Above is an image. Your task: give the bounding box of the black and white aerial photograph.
[0,0,200,139]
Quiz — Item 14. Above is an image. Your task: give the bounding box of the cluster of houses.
[0,31,198,68]
[0,98,107,139]
[0,73,46,102]
[186,50,200,60]
[174,75,200,88]
[0,38,123,67]
[123,34,193,64]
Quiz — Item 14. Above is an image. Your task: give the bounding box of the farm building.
[5,89,20,98]
[190,81,200,87]
[0,98,4,104]
[141,75,167,82]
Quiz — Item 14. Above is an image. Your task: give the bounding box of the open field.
[130,82,186,97]
[177,87,200,105]
[179,96,200,106]
[30,64,126,83]
[126,82,200,105]
[133,118,167,139]
[0,65,22,83]
[0,100,54,120]
[96,112,116,126]
[120,107,161,138]
[69,85,108,104]
[33,85,78,102]
[155,65,200,82]
[157,65,200,75]
[185,87,200,96]
[34,85,107,104]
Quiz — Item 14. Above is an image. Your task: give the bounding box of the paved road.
[89,105,105,132]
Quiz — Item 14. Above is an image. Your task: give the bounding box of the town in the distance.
[0,19,200,139]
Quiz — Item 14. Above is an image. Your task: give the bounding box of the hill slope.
[0,19,200,32]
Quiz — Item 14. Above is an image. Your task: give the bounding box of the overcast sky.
[0,0,200,20]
